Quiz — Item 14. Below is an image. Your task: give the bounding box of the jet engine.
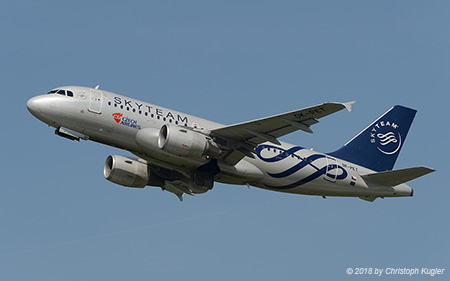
[158,124,221,158]
[103,155,152,188]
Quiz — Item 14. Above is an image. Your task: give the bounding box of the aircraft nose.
[26,96,41,116]
[27,97,41,115]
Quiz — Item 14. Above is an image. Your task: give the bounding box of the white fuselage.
[27,86,413,199]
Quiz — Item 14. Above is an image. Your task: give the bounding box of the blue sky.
[1,1,449,280]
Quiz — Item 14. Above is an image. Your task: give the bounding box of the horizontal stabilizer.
[361,166,435,187]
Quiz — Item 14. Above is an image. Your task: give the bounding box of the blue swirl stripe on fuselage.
[267,154,324,178]
[255,145,348,190]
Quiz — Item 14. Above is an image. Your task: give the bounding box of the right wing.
[211,102,355,164]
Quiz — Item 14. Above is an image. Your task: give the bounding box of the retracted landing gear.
[192,159,221,190]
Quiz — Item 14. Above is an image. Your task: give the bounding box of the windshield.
[45,89,74,97]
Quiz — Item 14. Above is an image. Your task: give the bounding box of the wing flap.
[163,181,196,202]
[282,118,317,133]
[245,129,281,145]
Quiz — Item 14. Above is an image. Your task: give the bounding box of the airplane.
[26,86,434,202]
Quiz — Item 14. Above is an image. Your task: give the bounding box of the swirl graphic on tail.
[377,132,398,146]
[377,132,402,155]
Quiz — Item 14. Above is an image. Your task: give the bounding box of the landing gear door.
[89,89,103,114]
[324,156,338,182]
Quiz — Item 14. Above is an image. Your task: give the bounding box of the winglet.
[343,101,356,112]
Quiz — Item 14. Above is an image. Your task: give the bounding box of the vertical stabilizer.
[330,105,417,172]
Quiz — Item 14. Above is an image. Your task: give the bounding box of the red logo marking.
[112,113,123,123]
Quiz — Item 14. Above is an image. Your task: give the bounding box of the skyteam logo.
[370,120,401,155]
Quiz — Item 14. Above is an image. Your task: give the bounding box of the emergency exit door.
[88,89,103,114]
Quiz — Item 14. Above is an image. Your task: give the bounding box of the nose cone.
[26,96,42,117]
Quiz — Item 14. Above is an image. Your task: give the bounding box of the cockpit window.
[46,89,74,97]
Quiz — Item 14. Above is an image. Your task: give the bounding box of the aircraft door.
[88,89,103,114]
[324,156,338,182]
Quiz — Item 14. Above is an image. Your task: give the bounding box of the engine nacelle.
[103,155,150,188]
[157,124,221,158]
[135,127,160,155]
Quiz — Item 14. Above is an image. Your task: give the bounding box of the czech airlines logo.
[112,112,141,130]
[370,120,402,155]
[112,113,123,123]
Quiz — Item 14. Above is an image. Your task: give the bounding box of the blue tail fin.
[329,105,417,172]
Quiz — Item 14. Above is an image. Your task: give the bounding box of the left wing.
[211,102,355,164]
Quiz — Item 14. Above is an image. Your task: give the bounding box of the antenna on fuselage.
[94,85,100,89]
